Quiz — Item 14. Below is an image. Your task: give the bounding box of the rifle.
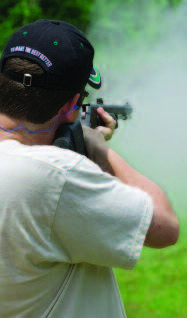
[53,98,133,156]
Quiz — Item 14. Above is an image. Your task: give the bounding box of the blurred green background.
[0,0,186,317]
[0,0,182,52]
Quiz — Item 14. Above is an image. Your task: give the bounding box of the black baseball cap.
[0,19,101,90]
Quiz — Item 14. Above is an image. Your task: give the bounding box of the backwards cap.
[0,19,101,90]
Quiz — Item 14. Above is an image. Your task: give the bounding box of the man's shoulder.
[23,144,86,171]
[0,139,87,172]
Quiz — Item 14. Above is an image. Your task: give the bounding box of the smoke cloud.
[87,0,187,216]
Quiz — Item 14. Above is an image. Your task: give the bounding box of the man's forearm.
[106,149,172,208]
[90,145,179,248]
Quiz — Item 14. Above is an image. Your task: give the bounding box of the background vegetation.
[0,0,183,51]
[0,0,94,51]
[116,219,187,317]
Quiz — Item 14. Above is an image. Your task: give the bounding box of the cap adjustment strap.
[23,73,32,87]
[2,70,46,88]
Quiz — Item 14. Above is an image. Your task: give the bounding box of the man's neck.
[0,114,58,145]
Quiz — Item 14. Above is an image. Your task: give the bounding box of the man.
[0,19,179,318]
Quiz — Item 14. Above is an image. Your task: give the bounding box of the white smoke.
[87,1,187,215]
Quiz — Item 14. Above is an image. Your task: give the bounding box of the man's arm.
[83,121,179,249]
[102,147,179,249]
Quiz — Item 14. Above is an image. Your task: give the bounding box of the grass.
[115,216,187,318]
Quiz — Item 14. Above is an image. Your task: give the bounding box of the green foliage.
[168,0,182,7]
[115,218,187,318]
[0,0,94,52]
[40,0,94,31]
[0,0,16,23]
[0,0,42,51]
[0,0,184,52]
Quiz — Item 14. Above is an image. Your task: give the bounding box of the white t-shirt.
[0,140,153,318]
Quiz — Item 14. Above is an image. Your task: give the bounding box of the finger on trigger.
[96,107,105,117]
[97,107,114,124]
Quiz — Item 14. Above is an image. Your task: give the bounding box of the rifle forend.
[53,98,133,156]
[81,98,133,129]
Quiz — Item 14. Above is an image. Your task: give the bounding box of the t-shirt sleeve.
[51,157,154,269]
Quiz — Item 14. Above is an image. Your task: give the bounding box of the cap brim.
[88,66,101,89]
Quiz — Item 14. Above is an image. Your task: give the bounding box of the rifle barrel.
[89,102,133,117]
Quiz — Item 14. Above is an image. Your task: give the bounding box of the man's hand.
[95,107,116,141]
[82,125,115,174]
[82,107,116,173]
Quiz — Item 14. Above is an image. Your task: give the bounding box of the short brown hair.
[0,58,79,124]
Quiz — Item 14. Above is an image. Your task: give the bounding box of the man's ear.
[57,93,81,124]
[58,93,80,115]
[69,93,80,108]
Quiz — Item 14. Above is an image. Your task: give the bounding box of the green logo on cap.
[89,67,100,83]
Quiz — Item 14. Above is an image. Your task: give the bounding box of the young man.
[0,20,179,318]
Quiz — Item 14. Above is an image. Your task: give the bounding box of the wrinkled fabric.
[0,140,153,318]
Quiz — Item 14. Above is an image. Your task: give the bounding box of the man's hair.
[0,58,81,124]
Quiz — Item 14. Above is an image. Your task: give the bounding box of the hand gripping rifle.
[53,98,133,156]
